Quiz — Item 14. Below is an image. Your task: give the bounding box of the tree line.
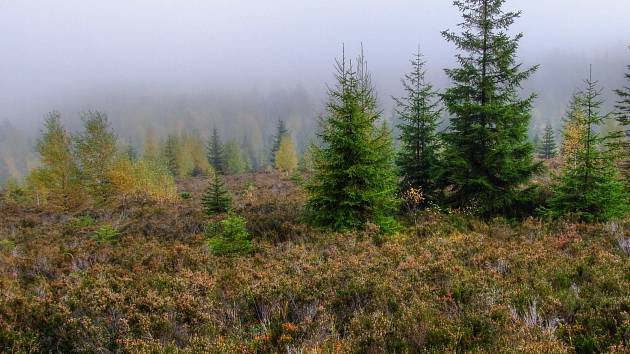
[6,0,630,230]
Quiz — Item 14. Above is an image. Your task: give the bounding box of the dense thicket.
[441,0,540,216]
[306,50,399,232]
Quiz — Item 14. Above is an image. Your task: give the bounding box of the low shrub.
[91,224,120,244]
[205,214,252,255]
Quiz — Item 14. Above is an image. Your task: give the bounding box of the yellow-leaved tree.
[274,135,298,175]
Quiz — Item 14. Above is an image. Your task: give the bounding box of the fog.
[0,0,628,137]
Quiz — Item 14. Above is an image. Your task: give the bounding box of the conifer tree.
[270,119,288,165]
[201,173,231,215]
[275,134,298,175]
[73,111,117,202]
[207,126,226,174]
[440,0,541,215]
[394,49,443,203]
[614,53,630,127]
[162,134,180,177]
[538,124,557,160]
[549,70,628,222]
[306,49,399,232]
[34,111,81,206]
[188,131,212,176]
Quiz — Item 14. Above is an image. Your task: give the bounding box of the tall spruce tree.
[270,119,288,165]
[395,49,443,203]
[306,48,399,233]
[538,124,557,159]
[548,70,628,222]
[441,0,540,215]
[207,126,226,174]
[162,134,180,177]
[201,173,231,215]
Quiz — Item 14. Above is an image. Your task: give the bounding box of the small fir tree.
[275,134,298,175]
[394,49,443,203]
[162,134,180,177]
[207,126,226,174]
[441,0,541,216]
[202,173,231,215]
[548,70,628,222]
[538,124,557,159]
[270,119,288,165]
[73,111,117,203]
[614,52,630,127]
[306,48,399,233]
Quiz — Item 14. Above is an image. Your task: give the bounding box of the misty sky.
[0,0,629,129]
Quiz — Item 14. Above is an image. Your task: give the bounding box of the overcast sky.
[0,0,628,127]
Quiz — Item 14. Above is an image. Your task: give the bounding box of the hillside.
[1,173,628,353]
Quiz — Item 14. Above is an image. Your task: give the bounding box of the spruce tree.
[441,0,540,215]
[614,53,630,127]
[73,111,117,202]
[538,124,557,160]
[162,134,180,177]
[201,173,231,215]
[306,49,399,233]
[394,49,443,203]
[270,119,288,165]
[549,70,628,222]
[207,126,226,174]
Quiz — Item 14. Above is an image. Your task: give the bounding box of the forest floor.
[1,172,629,353]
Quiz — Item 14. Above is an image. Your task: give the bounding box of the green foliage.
[0,239,16,254]
[32,112,82,207]
[180,191,192,200]
[224,139,249,174]
[207,127,226,175]
[306,49,399,233]
[91,224,120,244]
[71,215,97,228]
[548,74,629,222]
[73,111,118,203]
[614,52,630,126]
[162,134,181,177]
[204,214,252,255]
[538,124,557,159]
[201,174,231,215]
[441,0,541,216]
[395,49,443,204]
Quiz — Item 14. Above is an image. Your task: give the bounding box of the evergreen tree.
[73,111,117,202]
[34,111,81,206]
[270,119,288,165]
[201,173,231,215]
[207,126,226,174]
[548,70,628,222]
[394,49,443,203]
[614,52,630,127]
[275,134,298,175]
[188,131,212,176]
[162,134,180,177]
[441,0,541,215]
[306,49,399,233]
[538,124,557,159]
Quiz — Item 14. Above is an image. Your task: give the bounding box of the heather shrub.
[91,224,120,244]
